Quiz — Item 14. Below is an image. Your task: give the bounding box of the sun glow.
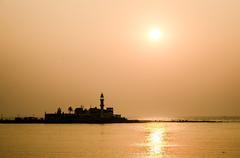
[150,131,163,144]
[149,130,164,154]
[148,28,162,41]
[146,125,166,158]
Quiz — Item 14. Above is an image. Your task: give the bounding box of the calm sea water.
[0,123,240,158]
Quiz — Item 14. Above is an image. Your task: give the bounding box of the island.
[0,93,140,124]
[0,93,223,124]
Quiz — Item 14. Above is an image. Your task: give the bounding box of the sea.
[0,117,240,158]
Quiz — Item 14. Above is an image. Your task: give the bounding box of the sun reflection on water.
[146,124,166,158]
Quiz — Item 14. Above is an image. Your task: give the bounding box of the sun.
[148,28,162,41]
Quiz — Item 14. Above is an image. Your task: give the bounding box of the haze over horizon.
[1,0,240,118]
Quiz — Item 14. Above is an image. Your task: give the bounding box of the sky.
[0,0,240,118]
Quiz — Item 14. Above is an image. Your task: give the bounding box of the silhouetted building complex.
[45,93,127,123]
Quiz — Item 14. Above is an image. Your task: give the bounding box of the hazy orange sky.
[1,0,240,118]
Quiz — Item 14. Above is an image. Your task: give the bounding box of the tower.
[100,93,104,110]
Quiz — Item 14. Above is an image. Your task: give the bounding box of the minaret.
[100,93,104,110]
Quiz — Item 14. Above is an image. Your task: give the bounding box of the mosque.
[44,93,127,123]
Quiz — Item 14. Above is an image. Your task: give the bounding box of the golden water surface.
[0,123,240,158]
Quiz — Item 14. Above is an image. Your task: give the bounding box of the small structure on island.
[45,93,126,123]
